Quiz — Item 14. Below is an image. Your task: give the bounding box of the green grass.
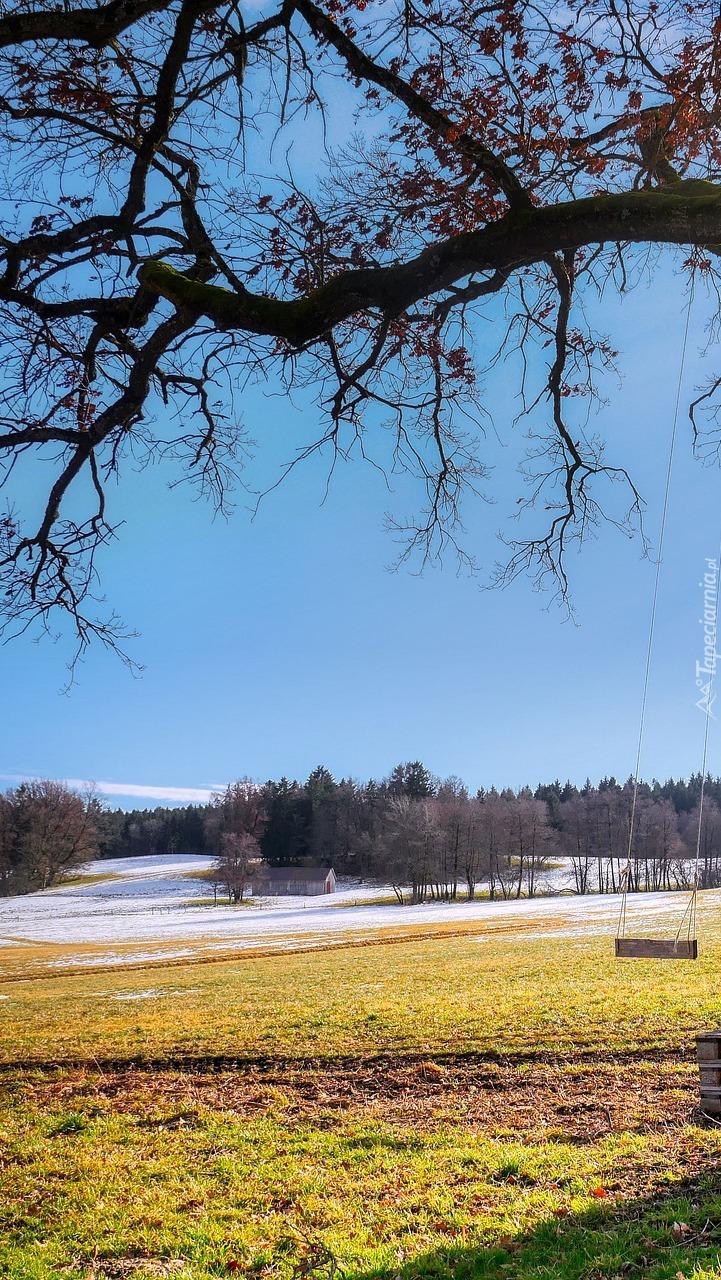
[5,931,721,1064]
[3,931,721,1279]
[60,872,126,887]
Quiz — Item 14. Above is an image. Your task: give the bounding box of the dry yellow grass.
[3,913,721,1279]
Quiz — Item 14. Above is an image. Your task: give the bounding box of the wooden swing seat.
[615,937,698,959]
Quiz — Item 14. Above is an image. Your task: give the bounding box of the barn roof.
[258,866,334,882]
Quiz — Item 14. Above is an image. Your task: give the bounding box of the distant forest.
[98,765,721,901]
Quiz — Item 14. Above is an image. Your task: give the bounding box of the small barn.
[252,866,336,897]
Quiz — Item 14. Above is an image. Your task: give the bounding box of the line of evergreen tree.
[99,804,207,859]
[10,766,721,900]
[96,768,721,889]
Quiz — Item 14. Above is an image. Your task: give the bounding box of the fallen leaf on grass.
[592,1187,608,1199]
[419,1061,446,1079]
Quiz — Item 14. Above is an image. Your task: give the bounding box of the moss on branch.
[139,185,721,345]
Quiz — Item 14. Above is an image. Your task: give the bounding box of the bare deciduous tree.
[214,830,259,902]
[0,779,99,894]
[206,778,265,854]
[1,4,721,662]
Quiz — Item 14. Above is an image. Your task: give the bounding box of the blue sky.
[4,259,721,808]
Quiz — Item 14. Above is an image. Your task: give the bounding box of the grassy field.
[0,905,596,983]
[3,928,721,1279]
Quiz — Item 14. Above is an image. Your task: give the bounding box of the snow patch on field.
[75,854,216,880]
[113,988,161,1001]
[0,853,717,974]
[111,986,201,1001]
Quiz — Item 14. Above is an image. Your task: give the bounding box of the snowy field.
[0,854,717,977]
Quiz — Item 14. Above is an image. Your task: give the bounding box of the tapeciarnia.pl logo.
[696,557,719,717]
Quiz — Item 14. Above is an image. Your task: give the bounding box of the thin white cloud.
[74,780,219,803]
[0,774,220,803]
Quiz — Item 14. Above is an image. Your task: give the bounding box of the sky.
[4,258,721,809]
[3,20,721,810]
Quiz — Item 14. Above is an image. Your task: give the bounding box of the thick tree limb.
[140,183,721,345]
[2,0,720,660]
[121,0,219,222]
[0,0,174,49]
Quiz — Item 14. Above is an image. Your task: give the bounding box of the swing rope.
[617,274,696,944]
